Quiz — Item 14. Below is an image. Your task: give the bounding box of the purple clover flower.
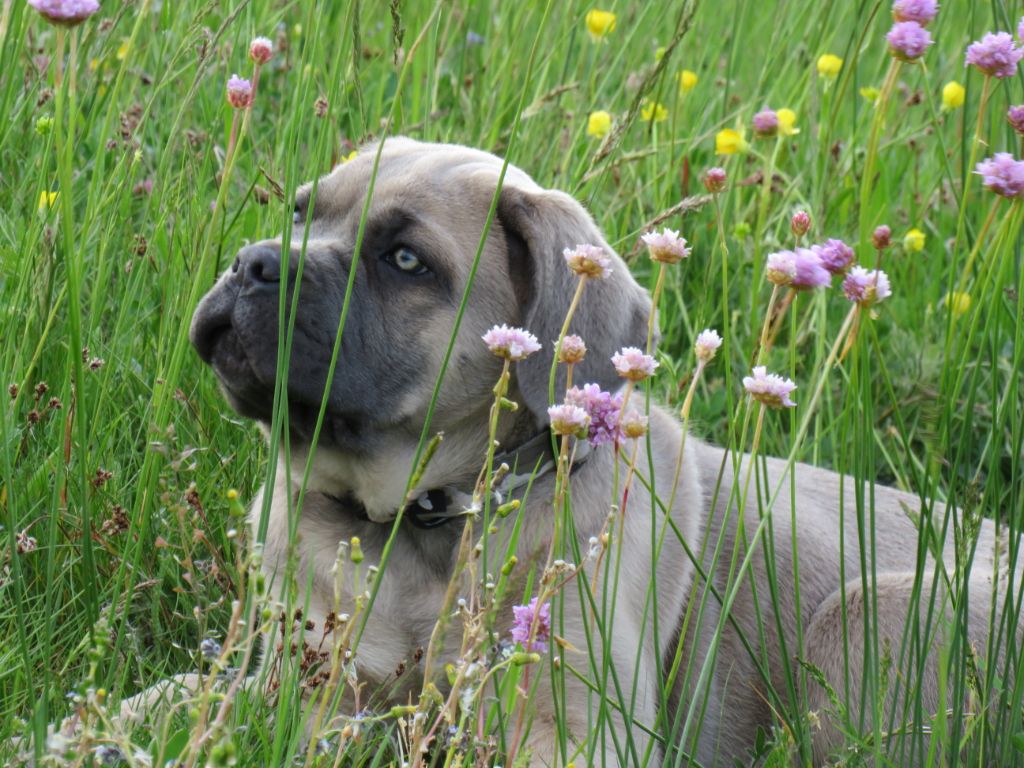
[566,383,623,446]
[965,32,1024,78]
[752,109,779,137]
[887,21,933,61]
[892,0,938,25]
[975,153,1024,198]
[703,167,727,193]
[511,597,551,652]
[790,248,831,290]
[812,238,855,275]
[226,75,254,109]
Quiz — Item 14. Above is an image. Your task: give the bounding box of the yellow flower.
[942,81,965,111]
[715,128,747,155]
[116,40,131,61]
[38,190,58,211]
[585,9,616,41]
[341,150,358,163]
[943,291,971,317]
[587,110,612,138]
[860,86,881,102]
[817,53,843,80]
[641,100,668,123]
[904,228,926,252]
[776,108,799,136]
[677,69,698,94]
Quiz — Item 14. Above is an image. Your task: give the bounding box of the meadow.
[2,0,1024,765]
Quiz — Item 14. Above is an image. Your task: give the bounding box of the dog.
[152,138,1018,766]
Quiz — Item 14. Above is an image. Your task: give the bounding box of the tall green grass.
[1,0,1022,765]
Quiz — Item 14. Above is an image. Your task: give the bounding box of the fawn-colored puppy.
[135,138,1017,766]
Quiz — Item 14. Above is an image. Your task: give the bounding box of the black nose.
[233,243,282,289]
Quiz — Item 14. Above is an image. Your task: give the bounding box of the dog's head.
[190,138,651,515]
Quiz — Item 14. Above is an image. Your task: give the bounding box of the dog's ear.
[497,184,653,421]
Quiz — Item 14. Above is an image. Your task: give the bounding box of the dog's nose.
[233,243,282,289]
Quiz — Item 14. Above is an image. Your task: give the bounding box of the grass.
[1,0,1023,765]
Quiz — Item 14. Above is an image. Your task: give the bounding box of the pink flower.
[557,334,587,364]
[965,32,1024,78]
[975,153,1024,198]
[249,36,274,64]
[811,238,855,275]
[752,109,779,137]
[566,384,623,446]
[563,244,612,279]
[743,366,797,409]
[611,346,658,381]
[842,266,892,306]
[548,404,590,437]
[482,324,541,360]
[511,597,551,652]
[766,250,798,286]
[641,228,692,264]
[1007,105,1024,135]
[892,0,938,25]
[694,329,722,363]
[703,167,727,193]
[790,248,830,290]
[620,410,648,439]
[871,225,892,249]
[226,75,254,109]
[1019,15,1024,42]
[26,0,98,25]
[790,211,811,237]
[887,21,933,61]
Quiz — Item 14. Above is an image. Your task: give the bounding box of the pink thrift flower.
[743,366,797,409]
[790,248,830,290]
[812,238,855,275]
[558,334,587,364]
[766,250,798,286]
[1007,105,1024,135]
[563,244,612,279]
[27,0,99,25]
[226,75,254,109]
[565,384,623,446]
[975,153,1024,198]
[641,228,692,264]
[694,329,723,363]
[843,266,892,306]
[249,36,273,64]
[892,0,938,25]
[871,225,892,249]
[548,404,590,437]
[752,109,779,137]
[887,21,933,61]
[511,597,551,652]
[620,410,649,439]
[965,32,1024,78]
[703,167,727,193]
[791,211,811,237]
[482,324,541,360]
[611,346,658,381]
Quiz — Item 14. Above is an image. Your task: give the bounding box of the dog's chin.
[206,329,377,452]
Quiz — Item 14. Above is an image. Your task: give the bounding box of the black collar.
[321,429,590,529]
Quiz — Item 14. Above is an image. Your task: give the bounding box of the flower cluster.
[842,267,893,306]
[611,347,658,381]
[885,0,937,61]
[565,384,624,446]
[965,32,1023,79]
[743,367,797,409]
[694,329,723,363]
[548,404,591,438]
[564,244,613,279]
[511,597,551,652]
[27,0,99,26]
[641,228,691,264]
[226,75,254,109]
[975,154,1024,198]
[482,325,542,361]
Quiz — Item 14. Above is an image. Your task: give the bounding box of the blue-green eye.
[384,247,429,276]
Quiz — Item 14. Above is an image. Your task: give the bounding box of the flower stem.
[646,262,668,353]
[952,75,992,258]
[548,275,588,405]
[858,59,901,252]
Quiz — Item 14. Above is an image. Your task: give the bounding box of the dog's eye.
[383,247,429,276]
[292,207,302,224]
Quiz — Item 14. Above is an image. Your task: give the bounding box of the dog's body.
[156,138,1019,766]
